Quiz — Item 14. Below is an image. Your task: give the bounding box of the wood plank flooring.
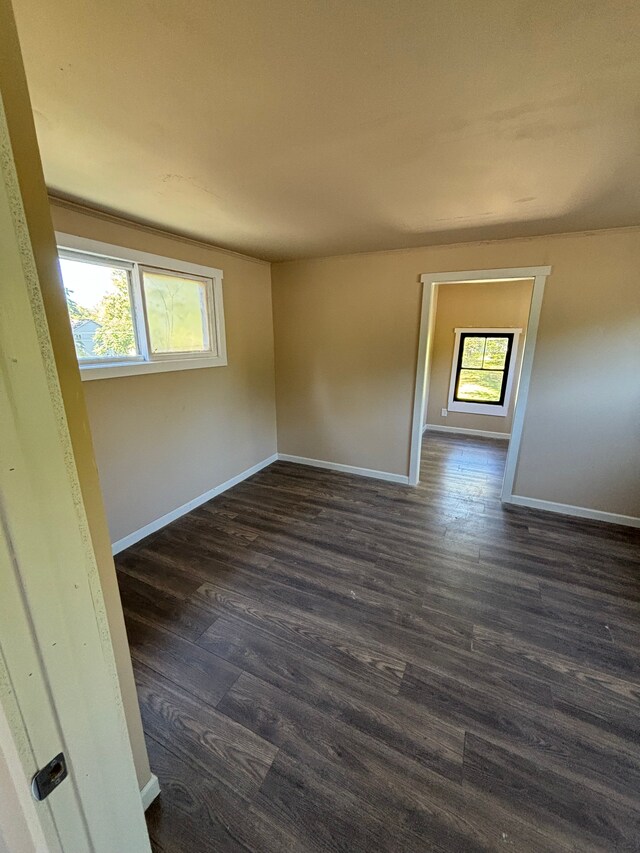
[115,433,640,852]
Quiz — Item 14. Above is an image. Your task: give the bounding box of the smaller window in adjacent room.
[57,234,226,380]
[447,328,522,417]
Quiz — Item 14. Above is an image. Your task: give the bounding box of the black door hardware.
[31,752,68,801]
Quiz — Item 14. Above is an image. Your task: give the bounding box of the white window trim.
[55,232,227,380]
[447,327,522,417]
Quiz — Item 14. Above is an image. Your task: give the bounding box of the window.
[141,269,212,355]
[57,234,226,380]
[447,328,522,417]
[60,254,139,363]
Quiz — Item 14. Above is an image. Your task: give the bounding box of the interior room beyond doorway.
[423,279,533,439]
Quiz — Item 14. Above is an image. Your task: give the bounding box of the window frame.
[447,327,522,417]
[56,233,226,380]
[137,265,217,362]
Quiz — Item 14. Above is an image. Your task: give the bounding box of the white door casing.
[0,90,151,852]
[409,267,551,496]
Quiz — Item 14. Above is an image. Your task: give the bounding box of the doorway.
[409,266,551,502]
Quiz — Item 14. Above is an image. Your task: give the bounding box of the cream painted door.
[0,92,151,852]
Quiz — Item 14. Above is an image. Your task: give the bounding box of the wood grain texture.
[134,664,276,798]
[116,433,640,852]
[145,736,299,853]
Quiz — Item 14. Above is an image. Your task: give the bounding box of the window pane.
[457,369,504,402]
[461,336,485,368]
[483,336,509,369]
[60,257,137,360]
[142,271,211,354]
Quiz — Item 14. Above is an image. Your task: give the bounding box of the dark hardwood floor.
[115,433,640,852]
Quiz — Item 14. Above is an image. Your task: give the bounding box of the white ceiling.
[13,0,640,261]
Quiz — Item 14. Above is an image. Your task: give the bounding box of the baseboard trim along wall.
[111,447,638,557]
[111,454,279,554]
[140,773,160,811]
[505,494,640,529]
[424,424,511,440]
[277,453,410,484]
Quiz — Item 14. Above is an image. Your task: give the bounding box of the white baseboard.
[424,424,511,440]
[277,453,409,484]
[111,453,278,554]
[110,444,638,558]
[140,773,160,810]
[504,494,640,529]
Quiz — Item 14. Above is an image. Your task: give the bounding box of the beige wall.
[0,0,151,793]
[50,202,278,545]
[425,280,533,434]
[272,227,640,518]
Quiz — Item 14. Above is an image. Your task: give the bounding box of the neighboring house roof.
[72,319,100,332]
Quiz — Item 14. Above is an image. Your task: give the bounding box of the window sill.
[79,355,227,381]
[447,401,508,417]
